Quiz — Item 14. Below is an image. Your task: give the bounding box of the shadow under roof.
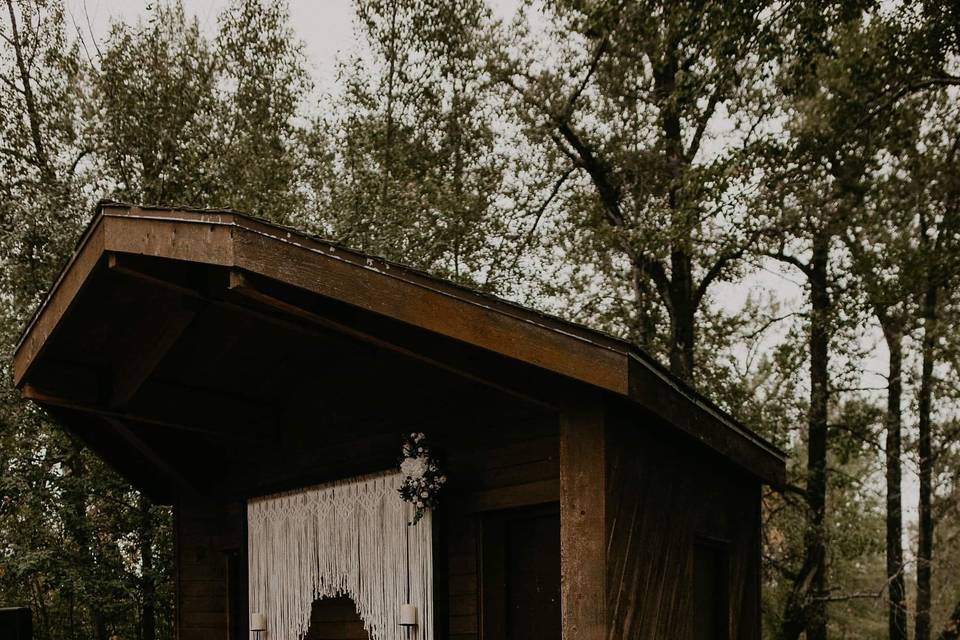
[13,202,785,496]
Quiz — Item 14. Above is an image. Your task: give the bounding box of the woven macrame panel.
[248,471,433,640]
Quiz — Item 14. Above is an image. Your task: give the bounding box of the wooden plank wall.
[176,496,245,640]
[605,407,762,640]
[559,402,607,640]
[437,411,560,640]
[175,402,559,640]
[173,402,763,640]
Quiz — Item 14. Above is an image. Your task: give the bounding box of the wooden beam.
[559,397,607,640]
[453,479,560,514]
[108,307,196,407]
[230,225,630,394]
[225,270,561,409]
[14,207,784,488]
[22,383,262,442]
[102,260,558,410]
[100,416,200,497]
[107,254,200,407]
[627,357,786,488]
[45,406,173,504]
[13,220,106,386]
[106,252,206,301]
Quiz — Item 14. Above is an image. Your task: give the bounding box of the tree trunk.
[4,0,51,177]
[139,494,156,640]
[632,267,657,354]
[778,230,832,640]
[64,441,110,640]
[668,250,695,380]
[805,230,830,640]
[658,55,696,382]
[917,281,937,640]
[880,316,907,640]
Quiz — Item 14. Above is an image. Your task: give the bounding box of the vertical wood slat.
[560,399,607,640]
[604,412,762,640]
[176,497,244,640]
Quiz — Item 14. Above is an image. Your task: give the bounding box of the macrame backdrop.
[247,471,433,640]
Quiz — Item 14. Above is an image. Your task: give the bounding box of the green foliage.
[93,1,219,206]
[214,0,311,222]
[310,0,521,289]
[2,1,960,639]
[92,0,310,223]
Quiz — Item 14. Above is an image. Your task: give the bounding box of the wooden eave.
[13,203,785,488]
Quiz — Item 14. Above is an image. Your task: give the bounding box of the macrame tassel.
[247,471,433,640]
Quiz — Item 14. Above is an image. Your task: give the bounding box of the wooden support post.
[560,397,607,640]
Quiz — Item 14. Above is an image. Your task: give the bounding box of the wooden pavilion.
[13,203,785,640]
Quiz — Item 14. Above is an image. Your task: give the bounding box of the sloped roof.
[13,202,785,487]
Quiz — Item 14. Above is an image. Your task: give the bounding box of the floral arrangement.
[398,432,447,525]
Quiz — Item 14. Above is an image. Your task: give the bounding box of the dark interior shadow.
[303,596,369,640]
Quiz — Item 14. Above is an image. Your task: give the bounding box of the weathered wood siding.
[605,406,761,640]
[176,496,245,640]
[174,393,559,640]
[438,416,560,640]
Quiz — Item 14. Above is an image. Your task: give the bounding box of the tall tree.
[492,0,791,379]
[844,182,918,640]
[761,7,892,637]
[760,186,837,640]
[214,0,310,223]
[912,101,960,640]
[314,0,517,288]
[0,0,88,304]
[93,1,218,205]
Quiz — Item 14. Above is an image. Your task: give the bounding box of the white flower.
[420,491,429,498]
[401,456,428,479]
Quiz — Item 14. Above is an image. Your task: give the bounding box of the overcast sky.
[65,0,521,90]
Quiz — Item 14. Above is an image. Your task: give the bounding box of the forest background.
[1,0,959,639]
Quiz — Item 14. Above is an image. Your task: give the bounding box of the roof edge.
[15,202,786,487]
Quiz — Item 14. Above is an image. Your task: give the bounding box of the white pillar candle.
[251,612,267,631]
[399,603,418,626]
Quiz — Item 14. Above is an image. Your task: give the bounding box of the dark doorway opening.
[303,596,369,640]
[480,503,561,640]
[692,537,730,640]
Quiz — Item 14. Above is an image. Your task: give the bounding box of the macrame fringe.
[247,471,433,640]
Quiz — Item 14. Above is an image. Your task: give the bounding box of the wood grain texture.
[12,219,104,385]
[605,406,761,640]
[232,226,628,395]
[176,496,245,640]
[560,400,607,640]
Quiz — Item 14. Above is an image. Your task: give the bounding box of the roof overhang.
[13,204,785,494]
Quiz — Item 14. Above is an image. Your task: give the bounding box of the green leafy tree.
[490,0,795,380]
[92,1,218,205]
[213,0,311,223]
[1,3,174,640]
[313,0,521,288]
